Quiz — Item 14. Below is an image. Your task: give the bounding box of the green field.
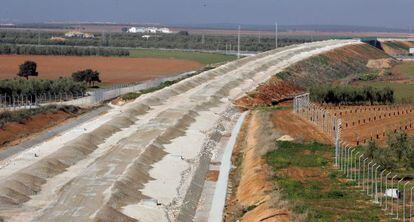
[129,49,237,65]
[265,141,385,221]
[393,62,414,78]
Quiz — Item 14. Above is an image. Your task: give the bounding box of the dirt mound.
[235,77,303,108]
[366,58,398,69]
[278,43,391,88]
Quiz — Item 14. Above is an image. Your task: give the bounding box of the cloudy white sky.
[1,0,413,29]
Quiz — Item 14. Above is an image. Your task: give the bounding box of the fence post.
[354,152,360,180]
[369,163,377,196]
[374,165,381,202]
[397,178,405,219]
[389,175,397,213]
[367,161,373,194]
[385,172,392,210]
[347,148,352,177]
[410,186,414,222]
[358,155,364,187]
[379,170,386,206]
[350,149,355,179]
[404,182,410,221]
[362,158,368,191]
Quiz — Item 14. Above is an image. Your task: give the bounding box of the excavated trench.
[0,40,358,221]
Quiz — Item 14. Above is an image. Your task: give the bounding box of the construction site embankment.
[0,39,357,221]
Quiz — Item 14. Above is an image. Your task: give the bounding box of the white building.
[159,28,172,34]
[410,48,414,55]
[64,31,95,39]
[127,27,172,34]
[128,27,145,33]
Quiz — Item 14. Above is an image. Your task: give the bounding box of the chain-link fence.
[294,93,414,221]
[0,71,196,111]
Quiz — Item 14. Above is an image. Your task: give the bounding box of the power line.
[275,22,278,49]
[237,25,241,59]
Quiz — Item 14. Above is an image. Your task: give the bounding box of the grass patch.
[265,141,384,221]
[357,72,379,81]
[254,105,289,112]
[392,61,414,78]
[120,77,189,101]
[129,49,237,65]
[266,141,328,169]
[120,92,143,101]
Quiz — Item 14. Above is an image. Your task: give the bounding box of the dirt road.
[0,40,357,221]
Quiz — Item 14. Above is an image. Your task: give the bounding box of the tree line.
[0,44,130,57]
[310,85,394,105]
[0,78,86,97]
[0,30,324,52]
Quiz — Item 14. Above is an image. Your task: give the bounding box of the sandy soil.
[271,107,332,144]
[0,55,202,83]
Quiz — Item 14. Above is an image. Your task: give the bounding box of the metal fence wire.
[294,93,414,221]
[0,71,195,111]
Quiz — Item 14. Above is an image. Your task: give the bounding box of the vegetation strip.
[0,44,130,57]
[0,105,81,128]
[310,85,394,105]
[0,30,324,52]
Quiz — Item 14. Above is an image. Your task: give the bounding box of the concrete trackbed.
[0,40,357,221]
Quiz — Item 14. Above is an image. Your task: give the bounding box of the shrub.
[365,131,414,170]
[358,72,378,81]
[310,85,394,105]
[17,61,38,79]
[327,190,346,198]
[72,69,101,86]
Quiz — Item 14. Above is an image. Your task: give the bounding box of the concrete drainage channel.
[176,108,245,221]
[208,111,248,221]
[0,40,359,221]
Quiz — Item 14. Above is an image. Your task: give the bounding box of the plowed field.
[0,55,202,83]
[322,105,414,146]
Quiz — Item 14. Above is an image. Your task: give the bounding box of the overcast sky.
[1,0,413,29]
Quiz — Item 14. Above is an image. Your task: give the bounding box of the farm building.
[64,31,95,39]
[127,27,172,34]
